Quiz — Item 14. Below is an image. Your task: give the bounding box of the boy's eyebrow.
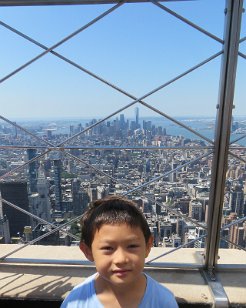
[97,235,141,243]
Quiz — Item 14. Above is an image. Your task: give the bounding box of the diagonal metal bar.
[59,51,222,147]
[0,54,217,241]
[228,151,246,164]
[0,19,135,100]
[239,36,246,43]
[228,147,246,150]
[65,146,246,237]
[140,186,208,230]
[220,236,246,252]
[139,100,214,144]
[125,168,211,230]
[0,55,215,149]
[157,198,207,228]
[219,216,246,251]
[238,51,246,59]
[0,1,124,84]
[0,109,212,187]
[66,149,211,202]
[151,0,224,44]
[148,216,246,264]
[0,198,80,241]
[0,114,67,158]
[230,133,246,144]
[0,138,211,259]
[0,118,62,180]
[221,216,246,231]
[145,196,208,230]
[66,149,211,230]
[1,19,220,146]
[67,147,213,197]
[0,20,218,146]
[76,152,208,231]
[0,148,51,180]
[123,150,213,196]
[146,234,207,264]
[0,115,54,147]
[0,213,84,261]
[65,151,120,183]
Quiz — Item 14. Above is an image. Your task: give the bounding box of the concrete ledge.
[0,245,245,307]
[0,263,212,306]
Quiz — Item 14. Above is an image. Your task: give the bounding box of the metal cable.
[58,51,222,147]
[0,212,84,260]
[0,198,80,241]
[0,149,51,180]
[0,115,54,147]
[146,234,207,264]
[0,1,124,84]
[230,134,246,145]
[151,0,224,44]
[66,150,212,230]
[0,20,218,145]
[238,51,246,59]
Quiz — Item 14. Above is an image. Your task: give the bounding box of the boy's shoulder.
[141,273,178,308]
[61,273,102,308]
[75,273,96,287]
[69,272,96,294]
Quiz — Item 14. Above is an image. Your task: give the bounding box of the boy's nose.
[114,248,128,264]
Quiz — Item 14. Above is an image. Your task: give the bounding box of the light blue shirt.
[61,273,178,307]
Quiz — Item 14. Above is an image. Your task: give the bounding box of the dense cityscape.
[0,108,246,250]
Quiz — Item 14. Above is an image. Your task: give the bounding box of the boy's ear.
[145,235,154,258]
[79,241,94,262]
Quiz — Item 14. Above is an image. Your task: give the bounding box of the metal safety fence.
[0,0,245,286]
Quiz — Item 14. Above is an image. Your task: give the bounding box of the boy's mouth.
[112,269,131,275]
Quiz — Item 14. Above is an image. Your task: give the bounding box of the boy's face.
[80,223,153,290]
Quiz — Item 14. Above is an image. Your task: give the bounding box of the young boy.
[61,196,178,307]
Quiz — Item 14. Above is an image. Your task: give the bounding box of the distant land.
[1,115,246,146]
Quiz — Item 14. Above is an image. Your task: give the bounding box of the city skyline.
[0,107,245,250]
[1,111,246,147]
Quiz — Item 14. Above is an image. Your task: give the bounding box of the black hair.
[80,195,151,247]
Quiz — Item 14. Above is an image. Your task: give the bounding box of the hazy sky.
[0,0,245,120]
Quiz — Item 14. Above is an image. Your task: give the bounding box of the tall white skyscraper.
[36,163,51,222]
[135,106,139,128]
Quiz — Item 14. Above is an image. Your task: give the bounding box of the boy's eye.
[101,246,113,251]
[128,244,139,249]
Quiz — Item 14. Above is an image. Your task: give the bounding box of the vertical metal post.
[205,0,244,270]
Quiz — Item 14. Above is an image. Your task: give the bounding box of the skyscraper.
[36,163,51,222]
[229,182,244,217]
[189,199,203,222]
[0,215,10,243]
[53,158,62,212]
[229,223,245,249]
[135,106,139,128]
[27,148,38,193]
[169,160,179,183]
[72,179,82,216]
[0,181,30,237]
[119,114,125,130]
